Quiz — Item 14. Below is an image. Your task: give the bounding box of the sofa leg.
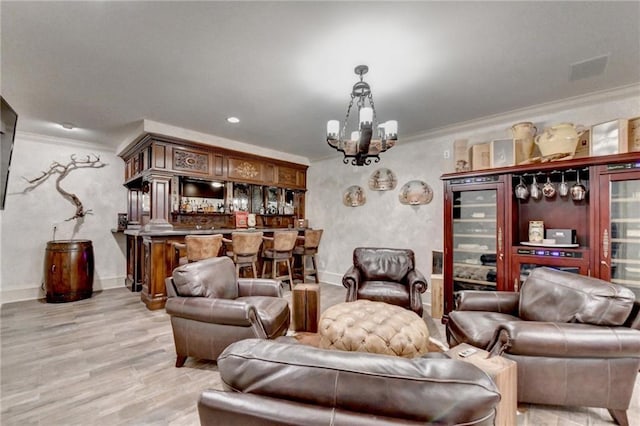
[175,355,187,368]
[608,409,628,426]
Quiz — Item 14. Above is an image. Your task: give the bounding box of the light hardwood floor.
[1,284,638,425]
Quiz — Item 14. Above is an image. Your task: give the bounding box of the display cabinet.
[442,151,640,320]
[594,162,640,299]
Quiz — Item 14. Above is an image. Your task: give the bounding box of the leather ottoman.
[318,300,430,358]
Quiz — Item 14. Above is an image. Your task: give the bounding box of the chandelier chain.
[341,94,356,138]
[367,92,378,126]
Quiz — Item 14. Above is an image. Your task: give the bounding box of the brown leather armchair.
[446,267,640,426]
[165,257,290,367]
[342,247,428,316]
[198,338,501,426]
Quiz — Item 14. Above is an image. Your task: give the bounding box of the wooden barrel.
[44,240,94,303]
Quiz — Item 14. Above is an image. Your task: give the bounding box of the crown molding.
[116,119,311,166]
[402,83,640,144]
[15,131,118,153]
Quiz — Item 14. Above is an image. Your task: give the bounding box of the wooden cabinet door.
[594,165,640,299]
[443,176,507,317]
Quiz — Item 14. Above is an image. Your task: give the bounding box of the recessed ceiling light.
[61,122,74,130]
[226,117,240,124]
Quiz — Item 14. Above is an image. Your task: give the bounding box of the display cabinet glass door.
[452,189,500,292]
[598,169,640,299]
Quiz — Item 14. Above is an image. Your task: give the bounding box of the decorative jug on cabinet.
[534,123,586,158]
[511,122,537,160]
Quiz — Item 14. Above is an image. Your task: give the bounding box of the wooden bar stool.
[293,229,323,283]
[261,230,298,289]
[173,234,224,266]
[222,231,263,278]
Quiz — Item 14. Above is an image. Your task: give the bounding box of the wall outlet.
[443,150,451,159]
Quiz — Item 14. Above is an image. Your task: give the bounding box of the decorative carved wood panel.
[172,148,210,175]
[227,157,263,182]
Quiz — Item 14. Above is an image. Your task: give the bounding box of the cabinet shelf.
[453,263,495,270]
[611,238,640,244]
[453,234,495,239]
[612,278,640,286]
[454,203,496,208]
[453,277,497,287]
[611,197,640,203]
[453,218,496,223]
[611,259,640,265]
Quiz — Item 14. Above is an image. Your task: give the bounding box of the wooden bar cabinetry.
[442,152,640,320]
[119,133,309,310]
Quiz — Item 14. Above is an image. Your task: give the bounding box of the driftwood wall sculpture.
[24,154,107,221]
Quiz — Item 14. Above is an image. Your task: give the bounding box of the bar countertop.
[123,227,308,237]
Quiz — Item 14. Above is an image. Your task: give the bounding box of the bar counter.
[124,226,308,310]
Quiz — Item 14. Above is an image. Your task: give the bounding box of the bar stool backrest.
[232,232,263,256]
[185,234,223,262]
[272,230,299,252]
[303,229,323,250]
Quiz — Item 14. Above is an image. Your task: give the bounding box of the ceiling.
[2,1,639,162]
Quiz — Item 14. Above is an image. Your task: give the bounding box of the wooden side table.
[447,343,517,426]
[292,283,320,332]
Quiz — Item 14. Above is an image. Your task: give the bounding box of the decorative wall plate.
[368,168,397,191]
[399,180,433,205]
[343,185,366,207]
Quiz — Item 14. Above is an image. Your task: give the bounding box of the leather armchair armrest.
[456,291,519,315]
[238,279,283,297]
[342,266,361,302]
[624,300,640,330]
[489,321,640,358]
[406,269,428,293]
[166,297,257,327]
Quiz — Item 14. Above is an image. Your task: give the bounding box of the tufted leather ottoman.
[318,300,430,358]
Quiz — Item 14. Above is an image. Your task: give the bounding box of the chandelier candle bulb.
[359,107,373,125]
[327,120,339,138]
[385,120,398,139]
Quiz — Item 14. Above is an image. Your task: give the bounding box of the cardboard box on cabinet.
[471,143,491,171]
[590,119,629,156]
[628,116,640,152]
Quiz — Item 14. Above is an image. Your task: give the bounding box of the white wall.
[0,133,128,303]
[307,86,640,286]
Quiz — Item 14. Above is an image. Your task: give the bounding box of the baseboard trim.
[0,276,126,305]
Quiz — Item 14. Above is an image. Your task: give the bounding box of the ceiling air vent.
[569,55,609,81]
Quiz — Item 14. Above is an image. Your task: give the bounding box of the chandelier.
[327,65,397,166]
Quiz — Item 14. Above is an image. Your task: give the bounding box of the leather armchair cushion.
[217,339,500,425]
[520,267,635,325]
[354,248,414,282]
[447,311,520,349]
[172,257,238,299]
[357,281,410,307]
